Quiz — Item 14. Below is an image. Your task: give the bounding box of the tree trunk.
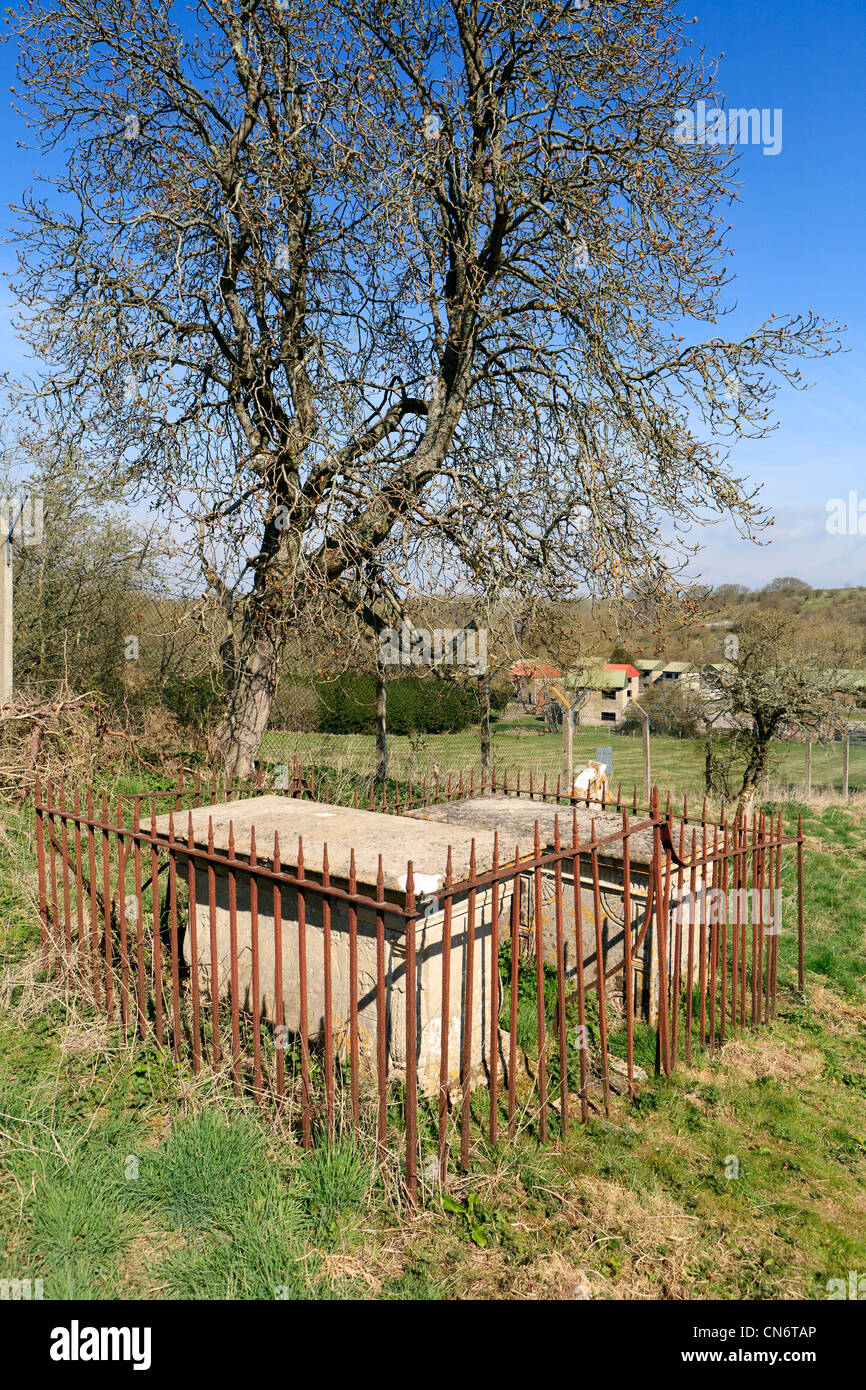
[480,676,491,772]
[737,736,770,812]
[212,601,283,780]
[704,730,713,794]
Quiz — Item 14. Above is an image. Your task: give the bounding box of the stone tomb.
[406,796,682,1021]
[154,796,509,1096]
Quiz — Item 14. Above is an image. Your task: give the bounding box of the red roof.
[510,660,562,679]
[605,663,640,679]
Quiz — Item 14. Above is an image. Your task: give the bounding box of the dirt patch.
[509,1250,601,1300]
[317,1250,383,1294]
[809,983,866,1028]
[59,1015,114,1059]
[716,1035,821,1082]
[562,1175,710,1299]
[118,1228,186,1298]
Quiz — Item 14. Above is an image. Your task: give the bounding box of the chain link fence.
[5,516,865,801]
[260,666,866,801]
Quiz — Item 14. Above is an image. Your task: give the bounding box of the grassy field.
[1,782,865,1300]
[260,723,866,801]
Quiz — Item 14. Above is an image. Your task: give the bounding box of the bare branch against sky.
[6,0,843,774]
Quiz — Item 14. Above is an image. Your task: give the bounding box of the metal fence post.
[404,862,418,1205]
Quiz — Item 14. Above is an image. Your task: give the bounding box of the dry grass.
[702,1035,821,1083]
[808,982,866,1027]
[1,790,864,1300]
[789,787,866,812]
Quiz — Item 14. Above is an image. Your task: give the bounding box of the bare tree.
[3,431,189,700]
[702,614,861,807]
[9,0,842,775]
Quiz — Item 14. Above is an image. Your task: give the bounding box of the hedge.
[315,672,506,735]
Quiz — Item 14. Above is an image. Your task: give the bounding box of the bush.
[315,672,502,735]
[270,677,320,732]
[621,681,705,739]
[160,673,224,729]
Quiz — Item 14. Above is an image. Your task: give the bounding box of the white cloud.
[683,505,866,589]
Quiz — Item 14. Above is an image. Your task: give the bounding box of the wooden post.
[629,700,651,804]
[804,740,812,797]
[842,731,850,803]
[796,813,805,994]
[562,702,573,790]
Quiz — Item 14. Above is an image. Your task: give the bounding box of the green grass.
[1,787,865,1300]
[259,724,866,800]
[126,1108,283,1231]
[292,1140,371,1249]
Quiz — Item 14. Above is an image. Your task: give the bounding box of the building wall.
[638,669,661,693]
[639,667,699,694]
[576,686,629,727]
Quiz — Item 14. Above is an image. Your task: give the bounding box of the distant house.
[634,658,663,687]
[636,659,700,693]
[833,670,866,708]
[604,663,642,702]
[566,661,641,728]
[510,659,562,714]
[660,661,700,688]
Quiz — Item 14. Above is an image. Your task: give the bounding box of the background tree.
[758,576,815,613]
[5,433,205,712]
[8,0,842,776]
[620,679,705,740]
[702,613,861,806]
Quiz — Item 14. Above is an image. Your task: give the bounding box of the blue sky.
[672,0,866,587]
[0,1,864,590]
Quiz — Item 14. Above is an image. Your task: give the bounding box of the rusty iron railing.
[33,764,804,1201]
